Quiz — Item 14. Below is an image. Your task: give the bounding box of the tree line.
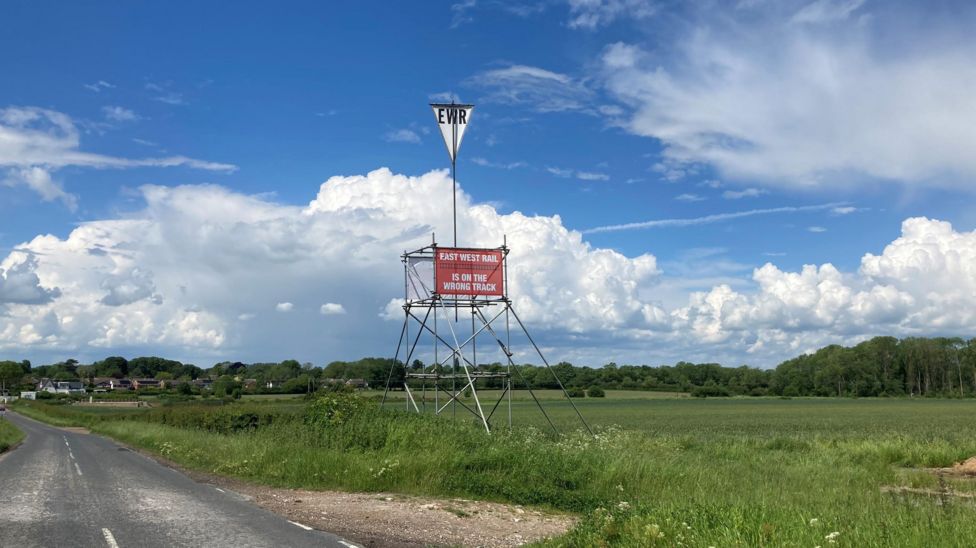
[2,336,976,397]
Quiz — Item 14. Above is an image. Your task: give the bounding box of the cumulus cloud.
[320,303,346,315]
[0,169,663,363]
[673,217,976,359]
[0,106,236,206]
[599,3,976,187]
[0,253,61,304]
[100,268,162,307]
[2,167,973,367]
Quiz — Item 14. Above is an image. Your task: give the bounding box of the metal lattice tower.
[381,237,591,435]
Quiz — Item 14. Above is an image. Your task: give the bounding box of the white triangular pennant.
[431,103,474,163]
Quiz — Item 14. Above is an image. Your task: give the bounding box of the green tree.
[0,361,25,392]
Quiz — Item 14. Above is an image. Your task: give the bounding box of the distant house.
[20,391,36,400]
[92,377,114,391]
[132,379,161,390]
[191,378,213,389]
[36,379,85,395]
[265,380,284,389]
[243,379,257,390]
[345,379,369,390]
[111,379,133,390]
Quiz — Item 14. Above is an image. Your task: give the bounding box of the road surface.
[0,412,357,547]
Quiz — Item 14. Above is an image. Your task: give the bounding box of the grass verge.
[14,396,976,546]
[0,416,24,453]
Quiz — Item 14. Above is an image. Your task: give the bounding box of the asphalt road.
[0,412,357,548]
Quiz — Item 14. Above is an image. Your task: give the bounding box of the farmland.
[14,393,976,546]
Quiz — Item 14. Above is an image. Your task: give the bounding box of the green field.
[14,394,976,546]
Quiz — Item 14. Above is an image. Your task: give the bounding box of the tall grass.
[0,416,24,453]
[16,396,976,545]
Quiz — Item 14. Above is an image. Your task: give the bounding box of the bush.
[566,387,586,398]
[304,392,371,429]
[587,386,606,398]
[691,385,730,398]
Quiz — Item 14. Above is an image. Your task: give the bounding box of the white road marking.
[74,462,83,476]
[102,528,120,548]
[214,487,225,493]
[339,541,361,548]
[288,520,313,531]
[68,450,75,460]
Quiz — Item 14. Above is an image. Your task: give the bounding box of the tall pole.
[452,100,458,247]
[453,154,459,322]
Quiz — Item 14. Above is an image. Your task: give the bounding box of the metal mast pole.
[452,101,458,248]
[451,156,457,247]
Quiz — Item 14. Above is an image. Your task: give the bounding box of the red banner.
[435,247,505,297]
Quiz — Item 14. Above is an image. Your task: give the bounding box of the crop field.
[15,394,976,546]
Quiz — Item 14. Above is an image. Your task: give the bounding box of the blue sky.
[2,0,976,368]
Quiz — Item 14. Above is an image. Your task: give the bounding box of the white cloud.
[576,171,610,181]
[451,0,477,28]
[4,167,974,368]
[722,188,767,199]
[0,253,61,304]
[808,226,828,233]
[566,0,655,29]
[83,80,115,93]
[791,0,865,24]
[102,106,140,122]
[3,167,77,210]
[0,168,660,363]
[146,83,185,105]
[675,193,705,202]
[276,302,294,312]
[0,106,235,206]
[830,206,865,215]
[599,4,976,188]
[584,203,843,234]
[547,167,608,181]
[471,157,527,169]
[673,217,976,360]
[466,65,593,113]
[383,129,421,144]
[100,268,161,306]
[320,303,346,315]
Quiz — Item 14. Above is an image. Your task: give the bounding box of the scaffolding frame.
[382,237,591,435]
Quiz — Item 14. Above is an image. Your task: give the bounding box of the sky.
[2,0,976,369]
